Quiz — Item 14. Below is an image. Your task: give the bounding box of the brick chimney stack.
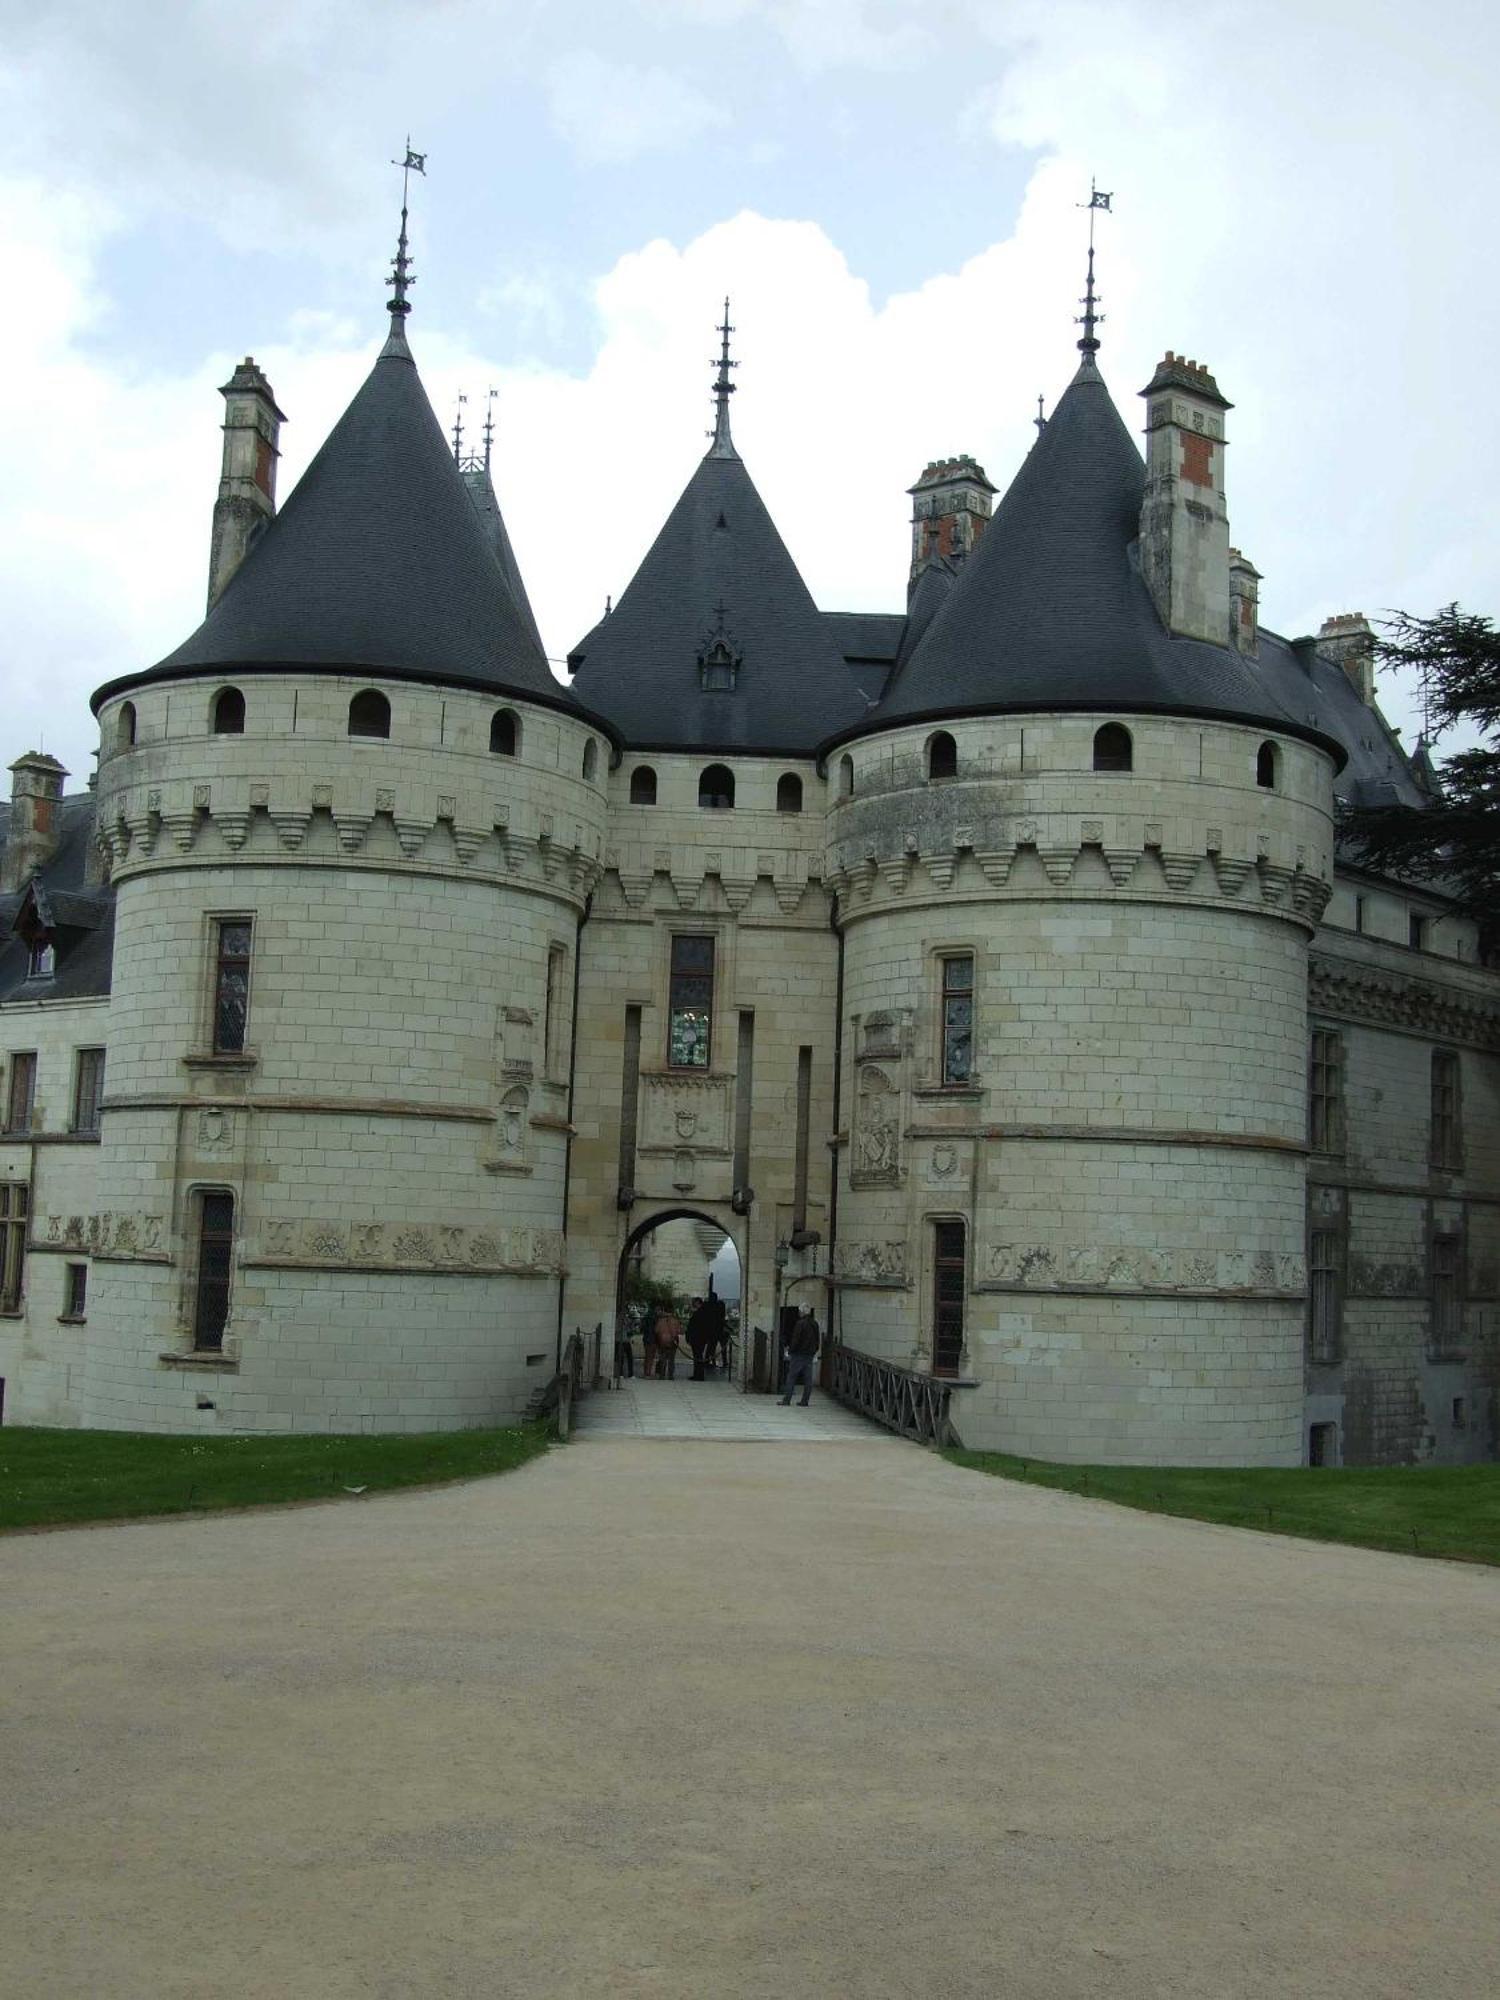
[207,357,285,609]
[2,753,68,894]
[1317,612,1377,703]
[1138,352,1232,646]
[907,455,995,593]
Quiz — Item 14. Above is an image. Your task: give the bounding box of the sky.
[3,0,1498,783]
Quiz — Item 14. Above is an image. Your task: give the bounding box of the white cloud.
[547,51,728,165]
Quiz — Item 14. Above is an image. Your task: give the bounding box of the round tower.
[82,256,610,1433]
[824,347,1342,1466]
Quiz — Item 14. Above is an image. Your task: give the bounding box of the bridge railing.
[828,1342,958,1447]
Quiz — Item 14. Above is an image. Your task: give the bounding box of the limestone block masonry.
[828,713,1334,1463]
[81,673,604,1432]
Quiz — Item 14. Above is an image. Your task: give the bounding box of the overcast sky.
[4,0,1497,782]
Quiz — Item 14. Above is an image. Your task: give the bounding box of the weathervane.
[388,138,427,319]
[709,297,737,455]
[1075,177,1112,358]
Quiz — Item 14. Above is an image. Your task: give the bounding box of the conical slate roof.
[461,461,545,657]
[567,432,866,754]
[862,357,1344,757]
[97,320,576,715]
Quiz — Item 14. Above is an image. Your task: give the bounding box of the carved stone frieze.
[43,1210,169,1259]
[253,1219,564,1276]
[977,1242,1304,1295]
[1309,955,1500,1051]
[832,1237,909,1287]
[639,1072,732,1155]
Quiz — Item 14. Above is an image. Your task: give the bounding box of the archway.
[616,1206,743,1384]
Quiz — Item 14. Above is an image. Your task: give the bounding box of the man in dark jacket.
[685,1295,714,1381]
[779,1309,821,1407]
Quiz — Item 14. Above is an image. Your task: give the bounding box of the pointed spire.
[709,297,738,459]
[1075,178,1112,364]
[450,392,467,462]
[384,139,426,353]
[1034,393,1048,437]
[483,387,496,474]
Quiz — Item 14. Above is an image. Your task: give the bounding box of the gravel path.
[4,1437,1498,1999]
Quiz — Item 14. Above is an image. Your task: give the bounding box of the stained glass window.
[669,935,714,1069]
[214,921,252,1054]
[940,955,974,1085]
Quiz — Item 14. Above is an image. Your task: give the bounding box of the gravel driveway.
[5,1437,1498,1999]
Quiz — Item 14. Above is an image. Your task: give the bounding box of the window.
[583,739,599,782]
[838,755,854,798]
[1307,1229,1342,1364]
[1308,1028,1344,1154]
[940,954,974,1086]
[1408,912,1427,951]
[118,701,137,749]
[0,1182,27,1312]
[1430,1232,1464,1356]
[698,763,735,809]
[629,766,657,805]
[776,772,803,814]
[490,708,518,756]
[1354,894,1366,934]
[4,1053,37,1136]
[668,935,714,1069]
[212,920,252,1054]
[543,944,567,1078]
[193,1191,236,1352]
[63,1263,87,1320]
[932,1220,966,1377]
[348,689,391,739]
[927,731,957,780]
[72,1048,106,1136]
[212,686,246,734]
[1430,1050,1462,1170]
[27,940,55,980]
[1256,740,1279,789]
[1093,723,1132,772]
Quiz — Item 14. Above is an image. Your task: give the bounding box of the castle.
[2,221,1496,1467]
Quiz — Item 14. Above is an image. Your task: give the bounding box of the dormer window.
[28,940,55,980]
[697,604,741,692]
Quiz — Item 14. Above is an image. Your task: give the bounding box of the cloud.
[547,51,728,166]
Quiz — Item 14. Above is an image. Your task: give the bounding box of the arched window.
[927,731,958,780]
[1093,723,1133,772]
[212,686,245,735]
[348,689,391,740]
[629,766,657,805]
[490,708,518,756]
[117,701,137,749]
[838,755,854,798]
[583,739,598,782]
[776,772,803,814]
[1256,740,1279,789]
[698,763,735,809]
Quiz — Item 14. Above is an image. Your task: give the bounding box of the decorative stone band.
[828,830,1331,929]
[978,1243,1304,1297]
[94,788,604,905]
[40,1211,171,1262]
[250,1219,564,1277]
[598,848,815,919]
[1309,953,1500,1052]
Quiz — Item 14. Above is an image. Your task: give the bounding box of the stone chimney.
[907,455,996,592]
[1229,547,1261,656]
[1138,353,1232,646]
[1317,612,1376,704]
[2,753,68,894]
[207,357,285,609]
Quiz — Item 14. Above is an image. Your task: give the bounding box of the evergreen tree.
[1341,604,1500,955]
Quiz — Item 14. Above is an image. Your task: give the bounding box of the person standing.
[704,1290,728,1375]
[615,1312,635,1379]
[779,1308,821,1407]
[655,1304,683,1380]
[640,1306,659,1380]
[685,1295,713,1381]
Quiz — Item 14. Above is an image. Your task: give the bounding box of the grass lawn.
[0,1423,552,1533]
[945,1449,1500,1565]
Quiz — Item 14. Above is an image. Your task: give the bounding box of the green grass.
[944,1449,1500,1565]
[0,1423,553,1533]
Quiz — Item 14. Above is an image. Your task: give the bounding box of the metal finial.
[709,296,738,457]
[1034,394,1047,436]
[387,138,426,321]
[451,392,467,461]
[1075,178,1112,359]
[483,387,497,473]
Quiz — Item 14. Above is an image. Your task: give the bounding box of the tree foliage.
[1339,604,1500,955]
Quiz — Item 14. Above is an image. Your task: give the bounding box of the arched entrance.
[616,1206,743,1384]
